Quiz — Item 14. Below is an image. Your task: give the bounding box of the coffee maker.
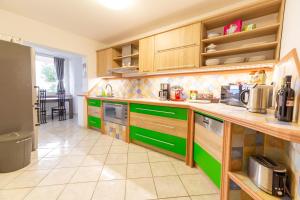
[159,83,170,101]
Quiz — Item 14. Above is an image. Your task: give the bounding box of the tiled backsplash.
[91,72,273,98]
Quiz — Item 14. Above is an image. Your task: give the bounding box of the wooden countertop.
[87,96,300,143]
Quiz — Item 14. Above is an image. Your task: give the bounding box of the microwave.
[220,84,245,107]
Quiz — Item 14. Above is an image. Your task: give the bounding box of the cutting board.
[272,48,300,124]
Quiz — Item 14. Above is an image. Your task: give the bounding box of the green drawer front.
[194,143,221,188]
[130,103,188,120]
[87,99,101,107]
[88,116,101,129]
[130,126,186,156]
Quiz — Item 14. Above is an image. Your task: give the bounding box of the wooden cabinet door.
[155,23,200,51]
[178,45,200,68]
[155,46,200,71]
[139,36,155,72]
[97,48,116,77]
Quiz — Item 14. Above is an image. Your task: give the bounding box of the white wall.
[0,9,104,90]
[69,56,84,114]
[280,0,300,56]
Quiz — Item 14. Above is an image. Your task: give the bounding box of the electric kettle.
[240,84,273,113]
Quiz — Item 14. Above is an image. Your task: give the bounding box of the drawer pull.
[135,133,175,147]
[16,138,31,144]
[135,108,176,115]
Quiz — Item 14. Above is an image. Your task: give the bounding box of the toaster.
[248,155,287,197]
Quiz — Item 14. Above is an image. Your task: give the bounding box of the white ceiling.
[0,0,241,45]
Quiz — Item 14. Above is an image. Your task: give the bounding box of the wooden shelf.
[202,0,282,29]
[228,171,280,200]
[202,42,278,58]
[202,24,280,44]
[113,53,139,61]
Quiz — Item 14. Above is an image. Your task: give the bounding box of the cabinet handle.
[135,133,175,147]
[135,108,176,115]
[156,64,195,71]
[16,138,31,144]
[157,44,196,53]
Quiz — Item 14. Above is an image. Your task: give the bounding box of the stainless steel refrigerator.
[0,40,38,172]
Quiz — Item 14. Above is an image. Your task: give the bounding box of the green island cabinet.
[194,111,224,188]
[87,98,102,129]
[130,103,188,157]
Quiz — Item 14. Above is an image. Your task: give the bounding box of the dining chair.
[39,89,47,124]
[51,90,66,121]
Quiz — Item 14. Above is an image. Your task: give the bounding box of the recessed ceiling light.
[98,0,134,10]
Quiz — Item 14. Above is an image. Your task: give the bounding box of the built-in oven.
[103,102,128,126]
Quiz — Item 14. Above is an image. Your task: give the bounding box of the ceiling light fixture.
[98,0,134,10]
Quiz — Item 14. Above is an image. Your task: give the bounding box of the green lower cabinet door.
[87,99,101,107]
[130,103,188,120]
[130,126,186,156]
[88,116,101,129]
[194,143,221,188]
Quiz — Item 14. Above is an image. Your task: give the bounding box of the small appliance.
[220,84,245,107]
[158,83,170,101]
[170,86,184,101]
[240,84,273,113]
[248,155,287,197]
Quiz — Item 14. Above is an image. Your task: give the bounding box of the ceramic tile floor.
[0,118,220,200]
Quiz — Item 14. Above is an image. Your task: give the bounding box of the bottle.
[258,70,266,85]
[274,78,285,118]
[249,71,256,84]
[277,75,295,122]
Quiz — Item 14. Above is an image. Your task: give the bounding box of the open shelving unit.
[222,117,293,200]
[200,0,284,68]
[228,171,280,200]
[111,40,140,70]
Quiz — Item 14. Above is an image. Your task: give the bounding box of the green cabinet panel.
[130,103,188,120]
[130,126,186,156]
[87,99,101,107]
[88,116,101,129]
[194,143,221,188]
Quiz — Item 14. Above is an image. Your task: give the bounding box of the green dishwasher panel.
[87,99,101,107]
[130,126,186,156]
[88,116,101,129]
[130,103,188,120]
[194,143,221,188]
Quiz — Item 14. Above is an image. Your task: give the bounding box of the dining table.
[45,95,73,119]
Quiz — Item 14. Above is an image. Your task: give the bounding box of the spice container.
[189,90,198,100]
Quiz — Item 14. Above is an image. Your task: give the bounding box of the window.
[35,55,58,93]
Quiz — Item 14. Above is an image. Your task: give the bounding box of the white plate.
[224,57,245,64]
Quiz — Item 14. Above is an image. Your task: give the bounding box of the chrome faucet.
[105,84,113,97]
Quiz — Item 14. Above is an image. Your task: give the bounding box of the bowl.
[206,58,221,66]
[207,32,221,38]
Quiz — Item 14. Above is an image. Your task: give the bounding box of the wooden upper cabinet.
[155,23,200,52]
[96,48,118,77]
[139,36,155,72]
[155,46,200,71]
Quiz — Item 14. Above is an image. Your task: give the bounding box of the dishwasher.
[194,112,224,188]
